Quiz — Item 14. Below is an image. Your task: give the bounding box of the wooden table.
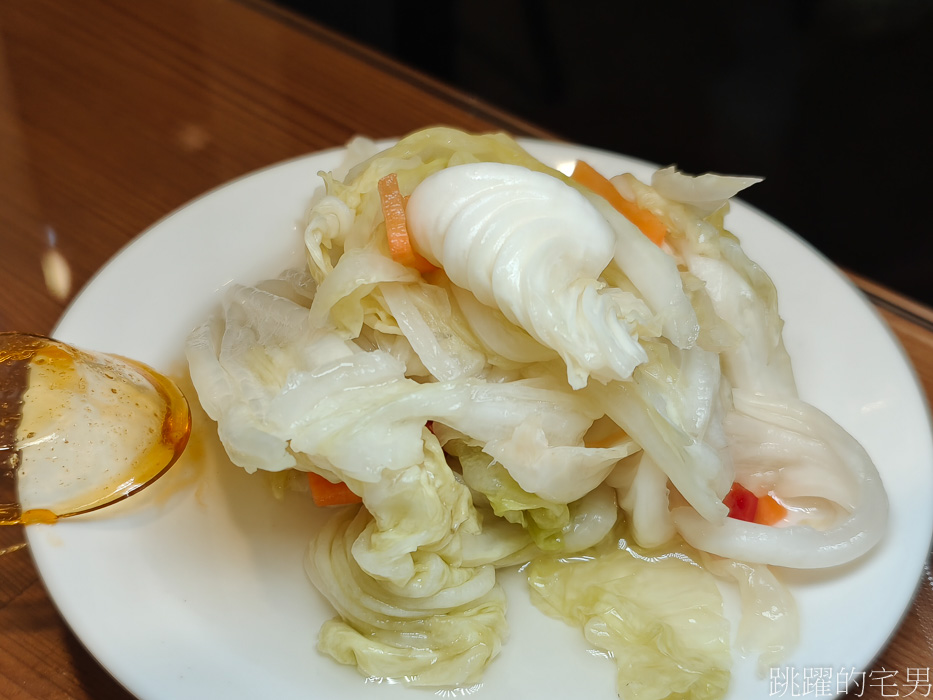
[0,1,930,698]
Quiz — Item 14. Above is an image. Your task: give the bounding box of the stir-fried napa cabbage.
[185,126,888,699]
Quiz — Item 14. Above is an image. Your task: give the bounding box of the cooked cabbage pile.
[185,127,888,699]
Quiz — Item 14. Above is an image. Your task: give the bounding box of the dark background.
[278,0,933,306]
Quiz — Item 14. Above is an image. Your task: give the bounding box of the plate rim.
[25,135,933,700]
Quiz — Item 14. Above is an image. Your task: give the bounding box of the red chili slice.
[723,482,759,522]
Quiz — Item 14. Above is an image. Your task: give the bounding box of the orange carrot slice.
[377,173,436,273]
[571,160,667,247]
[307,471,362,507]
[753,493,788,526]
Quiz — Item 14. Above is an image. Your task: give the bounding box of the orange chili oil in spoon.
[0,332,190,528]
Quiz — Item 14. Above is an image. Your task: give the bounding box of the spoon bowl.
[1,332,191,529]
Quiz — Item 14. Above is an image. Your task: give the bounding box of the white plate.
[28,139,933,700]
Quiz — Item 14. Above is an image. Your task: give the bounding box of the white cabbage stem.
[672,391,888,568]
[407,162,650,389]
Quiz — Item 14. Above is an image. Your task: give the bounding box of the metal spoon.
[0,332,190,546]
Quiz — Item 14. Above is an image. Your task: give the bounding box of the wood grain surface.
[0,1,930,699]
